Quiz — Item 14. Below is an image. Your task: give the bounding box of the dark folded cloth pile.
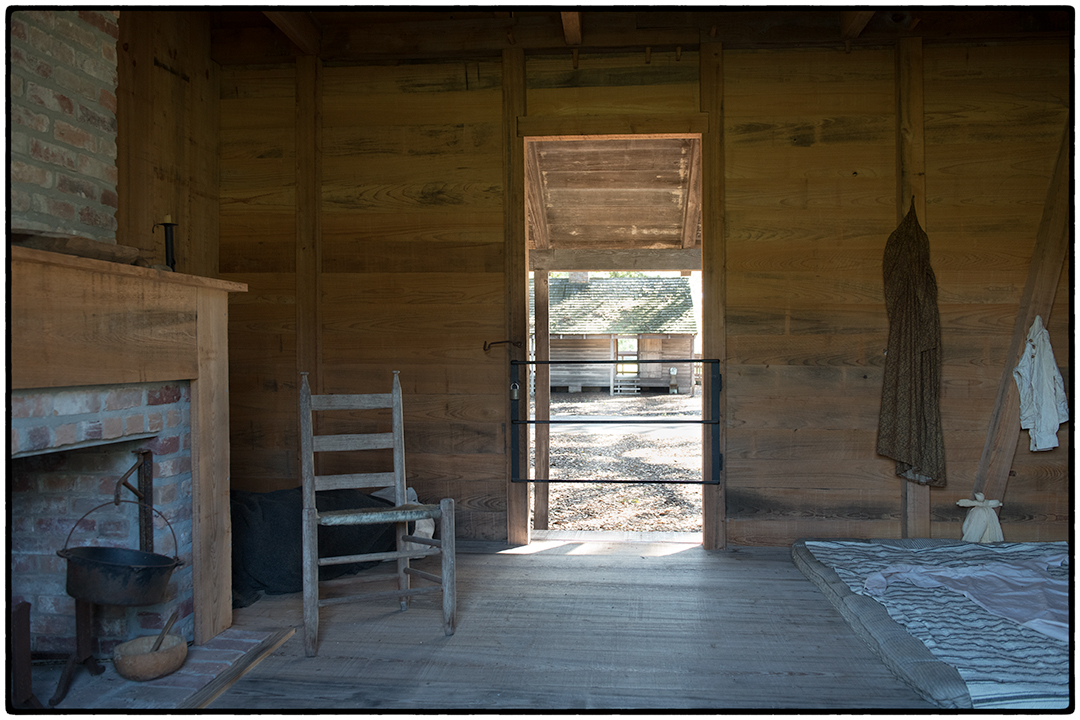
[230,487,396,608]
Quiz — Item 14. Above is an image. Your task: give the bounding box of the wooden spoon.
[150,610,179,652]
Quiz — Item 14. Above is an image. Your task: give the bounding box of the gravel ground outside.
[529,390,704,532]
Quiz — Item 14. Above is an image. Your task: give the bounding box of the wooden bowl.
[112,634,187,681]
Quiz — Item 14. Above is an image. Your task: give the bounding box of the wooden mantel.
[10,246,247,644]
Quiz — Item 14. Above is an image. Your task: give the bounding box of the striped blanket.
[796,539,1070,710]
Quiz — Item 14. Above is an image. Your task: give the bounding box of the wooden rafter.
[840,11,875,39]
[264,11,322,56]
[680,138,702,248]
[972,124,1071,503]
[525,141,550,249]
[560,12,582,45]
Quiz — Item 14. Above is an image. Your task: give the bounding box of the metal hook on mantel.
[484,340,523,352]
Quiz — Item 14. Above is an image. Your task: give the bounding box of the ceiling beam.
[210,10,1070,65]
[264,11,322,56]
[530,248,701,272]
[518,113,709,138]
[560,12,583,45]
[840,11,875,39]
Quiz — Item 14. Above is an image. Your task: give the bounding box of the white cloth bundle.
[956,492,1004,543]
[1013,315,1069,451]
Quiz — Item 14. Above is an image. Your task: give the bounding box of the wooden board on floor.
[181,629,295,709]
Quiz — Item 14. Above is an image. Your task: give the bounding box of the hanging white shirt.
[1012,315,1069,451]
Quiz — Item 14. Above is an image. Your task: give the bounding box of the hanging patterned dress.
[876,202,946,486]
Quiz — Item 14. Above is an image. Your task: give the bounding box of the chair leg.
[396,521,410,611]
[440,497,456,636]
[302,508,320,657]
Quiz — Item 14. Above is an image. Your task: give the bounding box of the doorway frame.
[503,44,726,549]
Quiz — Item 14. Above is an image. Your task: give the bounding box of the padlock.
[510,382,520,401]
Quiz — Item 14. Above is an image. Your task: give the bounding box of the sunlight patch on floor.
[500,531,702,557]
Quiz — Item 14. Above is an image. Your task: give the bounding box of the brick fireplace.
[11,247,244,647]
[8,10,244,651]
[6,8,204,655]
[11,381,195,654]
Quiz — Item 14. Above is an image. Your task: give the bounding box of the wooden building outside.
[534,275,698,394]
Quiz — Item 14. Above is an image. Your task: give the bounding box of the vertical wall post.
[896,36,931,538]
[296,55,323,389]
[534,271,551,529]
[504,47,530,545]
[700,42,727,550]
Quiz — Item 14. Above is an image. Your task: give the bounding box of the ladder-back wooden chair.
[299,371,456,657]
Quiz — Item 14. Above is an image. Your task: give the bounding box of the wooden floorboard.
[212,540,935,710]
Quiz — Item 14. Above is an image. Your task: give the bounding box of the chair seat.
[319,502,442,526]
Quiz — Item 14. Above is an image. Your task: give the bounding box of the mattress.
[791,538,1070,710]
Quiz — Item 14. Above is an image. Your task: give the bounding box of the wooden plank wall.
[724,46,901,544]
[723,43,1071,545]
[549,337,614,389]
[220,59,508,539]
[641,336,696,393]
[217,40,1069,545]
[117,11,219,277]
[219,64,299,492]
[922,42,1071,541]
[526,49,700,118]
[320,61,507,539]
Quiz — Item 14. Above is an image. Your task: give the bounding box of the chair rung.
[319,585,439,608]
[404,567,442,584]
[401,534,440,548]
[319,547,440,565]
[328,570,398,585]
[320,504,441,525]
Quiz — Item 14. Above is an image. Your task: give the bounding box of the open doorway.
[524,133,703,539]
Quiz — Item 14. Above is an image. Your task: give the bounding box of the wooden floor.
[211,536,935,711]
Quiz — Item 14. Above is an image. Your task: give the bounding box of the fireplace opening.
[9,380,195,657]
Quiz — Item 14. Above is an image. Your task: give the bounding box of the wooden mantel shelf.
[11,246,246,389]
[10,245,247,645]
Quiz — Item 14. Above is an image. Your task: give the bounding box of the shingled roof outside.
[533,276,697,335]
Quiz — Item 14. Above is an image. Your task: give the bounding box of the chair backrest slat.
[299,371,408,511]
[315,471,396,492]
[311,393,392,411]
[313,433,393,453]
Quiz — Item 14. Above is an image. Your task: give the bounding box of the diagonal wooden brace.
[971,122,1071,503]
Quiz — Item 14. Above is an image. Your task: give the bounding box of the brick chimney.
[9,9,120,239]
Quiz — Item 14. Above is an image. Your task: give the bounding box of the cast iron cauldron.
[57,501,182,607]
